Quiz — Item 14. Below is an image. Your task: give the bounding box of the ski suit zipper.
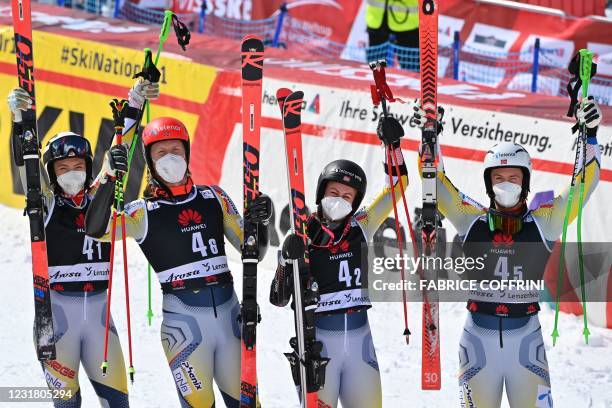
[498,317,503,348]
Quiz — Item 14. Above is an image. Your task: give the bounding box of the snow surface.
[1,203,611,408]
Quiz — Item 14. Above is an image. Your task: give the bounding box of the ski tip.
[276,88,292,101]
[242,34,264,43]
[288,90,304,99]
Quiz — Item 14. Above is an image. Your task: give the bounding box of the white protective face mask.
[492,181,522,208]
[321,196,353,221]
[56,170,86,196]
[154,153,187,184]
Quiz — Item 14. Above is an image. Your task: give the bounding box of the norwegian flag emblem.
[343,176,351,182]
[501,159,507,164]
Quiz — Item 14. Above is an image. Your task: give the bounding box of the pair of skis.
[239,35,264,408]
[368,0,441,391]
[239,35,327,407]
[277,88,329,408]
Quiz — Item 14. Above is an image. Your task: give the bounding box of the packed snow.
[1,203,611,407]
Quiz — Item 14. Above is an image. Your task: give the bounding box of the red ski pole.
[101,99,135,383]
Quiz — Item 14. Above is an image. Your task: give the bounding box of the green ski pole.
[575,49,593,344]
[145,10,173,124]
[551,49,594,345]
[144,11,173,325]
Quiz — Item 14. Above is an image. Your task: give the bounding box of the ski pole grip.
[159,11,173,49]
[578,49,594,100]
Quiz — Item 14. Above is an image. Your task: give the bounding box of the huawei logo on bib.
[492,232,514,247]
[178,209,202,227]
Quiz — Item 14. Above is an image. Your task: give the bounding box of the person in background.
[366,0,420,70]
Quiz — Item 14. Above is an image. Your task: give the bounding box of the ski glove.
[377,116,405,146]
[244,194,272,225]
[104,144,129,179]
[7,88,32,123]
[128,79,160,108]
[282,233,306,261]
[576,96,602,136]
[411,98,445,135]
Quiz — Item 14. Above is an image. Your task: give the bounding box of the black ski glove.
[244,194,272,225]
[108,144,129,176]
[377,116,405,147]
[282,233,306,261]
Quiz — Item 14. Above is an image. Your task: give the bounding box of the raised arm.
[412,101,486,237]
[532,98,602,240]
[85,144,146,242]
[357,146,409,240]
[7,88,53,208]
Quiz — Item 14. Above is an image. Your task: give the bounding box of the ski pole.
[145,10,173,125]
[113,99,135,382]
[101,99,133,379]
[388,143,439,347]
[369,59,411,343]
[142,12,172,323]
[575,49,593,344]
[385,146,411,343]
[552,49,594,345]
[138,11,191,325]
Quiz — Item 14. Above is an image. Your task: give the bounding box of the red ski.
[278,89,328,408]
[11,0,55,360]
[419,0,441,391]
[239,35,264,408]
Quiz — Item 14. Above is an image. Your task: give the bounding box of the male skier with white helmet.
[412,96,602,408]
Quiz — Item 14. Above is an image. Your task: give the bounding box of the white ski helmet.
[483,142,532,202]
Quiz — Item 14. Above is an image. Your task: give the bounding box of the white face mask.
[56,170,86,196]
[492,181,522,208]
[154,153,187,184]
[321,196,353,221]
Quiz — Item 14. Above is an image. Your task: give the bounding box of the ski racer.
[269,117,408,408]
[7,86,139,407]
[411,97,602,408]
[85,80,272,408]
